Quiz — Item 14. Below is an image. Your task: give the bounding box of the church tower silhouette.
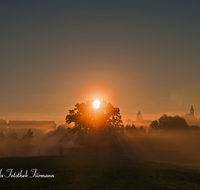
[190,105,194,116]
[136,111,143,121]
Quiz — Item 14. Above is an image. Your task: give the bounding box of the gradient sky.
[1,0,200,124]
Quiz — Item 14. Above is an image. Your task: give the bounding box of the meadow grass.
[0,150,200,190]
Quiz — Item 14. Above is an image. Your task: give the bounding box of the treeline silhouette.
[148,114,200,133]
[124,114,200,135]
[0,129,33,157]
[1,112,200,160]
[65,100,200,159]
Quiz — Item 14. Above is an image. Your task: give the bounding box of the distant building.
[0,119,8,133]
[136,111,143,121]
[8,120,56,129]
[1,120,57,137]
[125,111,152,128]
[134,111,152,127]
[185,105,195,117]
[184,105,198,126]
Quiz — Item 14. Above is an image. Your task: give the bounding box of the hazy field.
[0,150,200,190]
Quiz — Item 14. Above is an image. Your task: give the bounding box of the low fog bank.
[1,116,200,164]
[123,132,200,163]
[32,124,78,156]
[34,128,200,164]
[0,123,79,157]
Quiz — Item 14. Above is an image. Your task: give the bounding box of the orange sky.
[0,1,200,125]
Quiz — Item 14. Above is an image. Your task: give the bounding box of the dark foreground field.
[0,150,200,190]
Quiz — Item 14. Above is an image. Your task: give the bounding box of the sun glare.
[93,100,100,109]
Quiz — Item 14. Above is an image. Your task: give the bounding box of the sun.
[93,100,100,109]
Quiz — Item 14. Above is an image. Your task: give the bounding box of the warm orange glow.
[74,81,118,106]
[93,100,100,109]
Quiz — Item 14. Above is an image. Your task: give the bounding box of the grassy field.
[0,150,200,190]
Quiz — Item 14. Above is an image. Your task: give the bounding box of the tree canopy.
[66,100,123,147]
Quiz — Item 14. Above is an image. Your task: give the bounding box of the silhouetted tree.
[20,129,34,156]
[149,114,189,133]
[66,100,124,148]
[0,132,6,157]
[149,120,160,134]
[125,124,137,133]
[125,124,146,136]
[6,131,20,156]
[137,126,146,133]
